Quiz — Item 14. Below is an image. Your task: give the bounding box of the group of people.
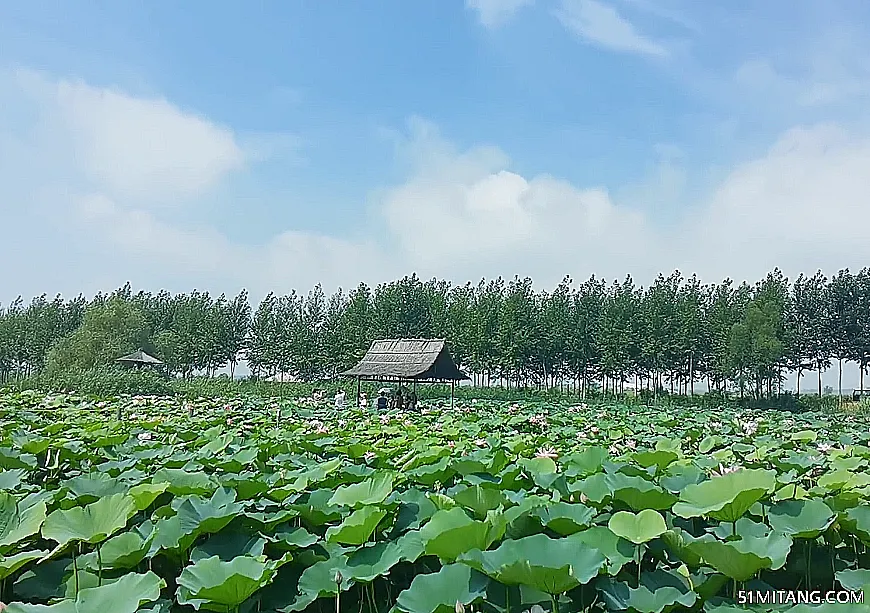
[376,386,417,411]
[330,386,418,411]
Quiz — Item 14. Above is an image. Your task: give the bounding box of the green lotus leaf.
[0,549,47,580]
[632,449,679,473]
[408,458,454,486]
[452,485,508,519]
[0,448,37,470]
[837,569,870,591]
[0,492,47,553]
[569,473,612,505]
[346,540,403,582]
[709,517,769,540]
[531,502,596,535]
[607,510,667,544]
[6,571,164,613]
[767,499,834,538]
[659,465,705,493]
[127,482,169,511]
[606,474,677,511]
[660,528,703,567]
[292,489,344,526]
[270,525,319,550]
[42,493,135,552]
[151,468,217,496]
[177,487,244,536]
[599,569,697,613]
[699,436,725,454]
[82,527,152,570]
[295,553,352,600]
[284,458,342,493]
[567,526,635,574]
[395,562,489,613]
[672,469,776,522]
[563,447,608,477]
[63,473,127,504]
[176,555,276,610]
[685,531,792,581]
[0,469,27,491]
[458,533,606,594]
[420,508,506,561]
[325,506,387,545]
[190,532,268,563]
[328,473,394,508]
[841,505,870,544]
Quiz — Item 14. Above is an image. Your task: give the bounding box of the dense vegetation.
[2,269,870,399]
[1,391,869,612]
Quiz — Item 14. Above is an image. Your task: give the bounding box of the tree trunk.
[818,367,822,397]
[838,358,843,406]
[796,368,801,396]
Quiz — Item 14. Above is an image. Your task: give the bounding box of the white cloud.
[685,124,870,282]
[4,69,870,311]
[466,0,534,29]
[555,0,668,58]
[12,69,245,204]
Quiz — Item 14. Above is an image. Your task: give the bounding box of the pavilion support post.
[356,376,361,408]
[451,380,455,410]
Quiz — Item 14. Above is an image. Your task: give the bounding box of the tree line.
[1,269,869,399]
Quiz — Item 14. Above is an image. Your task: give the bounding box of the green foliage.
[9,367,171,396]
[5,268,870,404]
[44,297,152,373]
[0,390,868,610]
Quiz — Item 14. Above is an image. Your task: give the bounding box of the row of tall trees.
[2,269,869,398]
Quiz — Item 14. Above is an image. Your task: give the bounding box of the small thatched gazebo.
[116,349,163,369]
[341,339,469,408]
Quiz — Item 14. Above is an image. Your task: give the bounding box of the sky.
[2,0,870,311]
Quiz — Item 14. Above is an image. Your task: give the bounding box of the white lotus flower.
[137,432,152,441]
[536,446,558,459]
[712,463,742,477]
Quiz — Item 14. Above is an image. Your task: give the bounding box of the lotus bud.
[455,601,465,613]
[334,570,342,584]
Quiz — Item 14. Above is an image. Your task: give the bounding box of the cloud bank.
[2,69,870,310]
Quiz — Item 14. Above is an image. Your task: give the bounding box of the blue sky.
[2,0,870,308]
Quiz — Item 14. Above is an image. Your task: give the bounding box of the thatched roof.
[341,339,468,381]
[116,349,163,365]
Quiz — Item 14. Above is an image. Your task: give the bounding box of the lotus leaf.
[672,469,776,522]
[458,533,606,594]
[395,563,489,613]
[176,555,276,610]
[607,510,667,544]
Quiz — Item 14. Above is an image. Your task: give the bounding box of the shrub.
[9,366,172,397]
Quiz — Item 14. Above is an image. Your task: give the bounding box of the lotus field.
[1,390,870,612]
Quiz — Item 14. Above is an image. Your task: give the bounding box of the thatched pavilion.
[341,339,469,408]
[116,349,163,369]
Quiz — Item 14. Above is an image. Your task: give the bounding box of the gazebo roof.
[341,339,468,381]
[116,349,163,365]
